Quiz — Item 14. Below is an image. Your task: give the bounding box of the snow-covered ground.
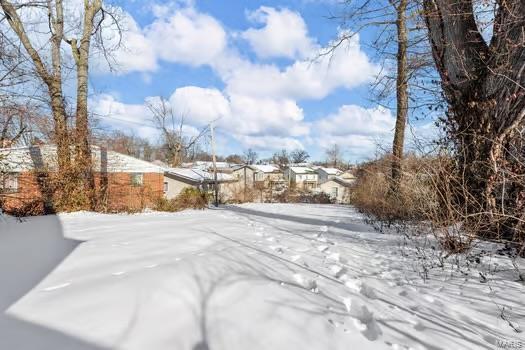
[1,204,524,350]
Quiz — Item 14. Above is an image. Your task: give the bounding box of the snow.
[166,168,236,182]
[320,167,342,175]
[0,145,166,173]
[1,204,524,350]
[252,164,280,173]
[288,166,316,174]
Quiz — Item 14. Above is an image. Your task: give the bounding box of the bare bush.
[154,188,209,212]
[352,154,437,224]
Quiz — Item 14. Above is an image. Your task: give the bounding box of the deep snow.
[1,204,524,350]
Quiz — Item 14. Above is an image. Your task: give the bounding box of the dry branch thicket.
[423,0,525,249]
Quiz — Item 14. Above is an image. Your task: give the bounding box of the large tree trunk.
[391,0,409,191]
[68,0,102,208]
[424,0,525,242]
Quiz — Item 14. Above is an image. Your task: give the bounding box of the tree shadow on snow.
[223,205,375,234]
[0,214,107,350]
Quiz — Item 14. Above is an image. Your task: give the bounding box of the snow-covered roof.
[186,161,237,170]
[166,168,236,183]
[319,167,343,175]
[333,176,355,187]
[287,162,311,167]
[0,145,166,173]
[289,166,316,174]
[252,164,280,173]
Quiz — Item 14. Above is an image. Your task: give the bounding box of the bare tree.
[272,149,289,168]
[243,148,258,165]
[0,0,120,209]
[225,154,244,164]
[423,0,525,241]
[290,149,310,164]
[148,98,209,167]
[325,144,343,168]
[331,0,436,191]
[0,103,35,147]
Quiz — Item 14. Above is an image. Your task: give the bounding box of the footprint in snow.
[294,247,311,253]
[341,297,382,341]
[385,342,411,350]
[328,319,343,328]
[317,245,329,252]
[42,282,71,292]
[292,273,318,292]
[398,290,409,297]
[345,279,377,299]
[290,255,301,262]
[326,252,347,264]
[269,246,284,254]
[329,265,348,279]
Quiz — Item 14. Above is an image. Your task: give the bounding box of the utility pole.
[243,166,247,202]
[210,122,219,207]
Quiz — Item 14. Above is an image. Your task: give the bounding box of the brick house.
[0,145,165,213]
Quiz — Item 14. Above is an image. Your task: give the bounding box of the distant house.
[317,177,353,203]
[0,145,165,213]
[231,164,284,186]
[317,167,343,184]
[163,168,238,201]
[284,167,318,190]
[231,165,257,186]
[252,165,285,184]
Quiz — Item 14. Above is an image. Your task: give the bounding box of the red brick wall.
[1,173,43,213]
[1,172,164,214]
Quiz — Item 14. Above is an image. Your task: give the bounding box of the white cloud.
[145,8,227,66]
[170,86,231,126]
[316,105,395,137]
[223,35,378,100]
[168,86,309,138]
[233,135,304,151]
[308,105,395,161]
[228,94,308,136]
[107,13,158,73]
[241,6,315,59]
[87,5,387,159]
[91,94,157,138]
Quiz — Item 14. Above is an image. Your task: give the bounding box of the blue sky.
[89,0,431,162]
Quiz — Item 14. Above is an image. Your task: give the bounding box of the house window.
[131,173,144,187]
[331,187,338,198]
[163,181,169,193]
[0,173,19,193]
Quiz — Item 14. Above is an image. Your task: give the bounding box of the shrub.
[351,154,439,223]
[154,187,209,212]
[174,187,209,210]
[226,183,256,204]
[298,191,335,204]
